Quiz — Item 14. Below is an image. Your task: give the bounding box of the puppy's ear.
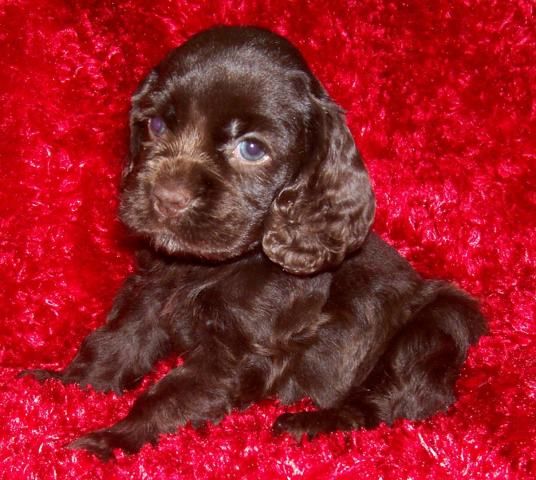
[123,70,158,180]
[262,91,375,275]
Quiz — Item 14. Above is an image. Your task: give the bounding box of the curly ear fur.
[262,94,375,275]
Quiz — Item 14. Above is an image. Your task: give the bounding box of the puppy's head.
[120,26,375,274]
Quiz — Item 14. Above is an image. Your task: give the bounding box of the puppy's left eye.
[236,139,267,162]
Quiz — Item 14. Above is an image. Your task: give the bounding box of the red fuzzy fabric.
[1,1,534,478]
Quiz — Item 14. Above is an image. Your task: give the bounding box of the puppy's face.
[120,27,375,273]
[120,28,314,261]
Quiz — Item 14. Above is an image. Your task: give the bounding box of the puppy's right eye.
[148,116,167,137]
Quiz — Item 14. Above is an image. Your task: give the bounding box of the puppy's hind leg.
[273,283,485,440]
[362,283,486,426]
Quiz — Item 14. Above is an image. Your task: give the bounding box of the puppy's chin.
[125,219,259,263]
[119,190,264,263]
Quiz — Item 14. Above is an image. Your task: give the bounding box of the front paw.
[68,422,156,461]
[18,368,62,382]
[68,428,144,461]
[19,367,128,395]
[68,430,119,461]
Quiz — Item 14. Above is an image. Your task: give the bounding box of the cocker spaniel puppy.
[23,26,485,460]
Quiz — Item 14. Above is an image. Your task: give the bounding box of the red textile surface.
[0,0,534,478]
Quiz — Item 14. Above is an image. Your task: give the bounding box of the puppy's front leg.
[69,353,236,460]
[21,273,174,393]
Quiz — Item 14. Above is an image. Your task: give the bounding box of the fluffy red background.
[0,0,534,478]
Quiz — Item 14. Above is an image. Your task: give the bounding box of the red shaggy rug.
[1,1,534,478]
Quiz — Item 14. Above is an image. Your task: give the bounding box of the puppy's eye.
[236,139,267,162]
[148,116,166,137]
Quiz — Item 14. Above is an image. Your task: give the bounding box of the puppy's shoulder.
[334,232,420,285]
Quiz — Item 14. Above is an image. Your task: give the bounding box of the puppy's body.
[23,26,485,459]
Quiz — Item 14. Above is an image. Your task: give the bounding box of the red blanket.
[1,1,534,478]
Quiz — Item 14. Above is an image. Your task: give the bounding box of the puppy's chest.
[166,261,331,347]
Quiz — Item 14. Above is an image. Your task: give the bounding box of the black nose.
[152,179,193,217]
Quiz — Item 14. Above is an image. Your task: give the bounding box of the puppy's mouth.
[120,195,259,262]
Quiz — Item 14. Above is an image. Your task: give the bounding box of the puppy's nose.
[152,179,193,217]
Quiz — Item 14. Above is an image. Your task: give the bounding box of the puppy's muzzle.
[152,177,194,218]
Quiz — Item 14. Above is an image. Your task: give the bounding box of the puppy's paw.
[68,427,149,461]
[18,368,62,382]
[68,430,119,461]
[19,367,132,395]
[68,421,157,461]
[273,412,321,441]
[273,409,365,441]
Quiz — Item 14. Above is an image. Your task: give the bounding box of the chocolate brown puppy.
[23,26,485,460]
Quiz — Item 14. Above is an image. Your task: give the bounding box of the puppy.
[23,26,485,460]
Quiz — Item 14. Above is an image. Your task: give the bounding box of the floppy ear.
[262,94,375,275]
[122,70,158,181]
